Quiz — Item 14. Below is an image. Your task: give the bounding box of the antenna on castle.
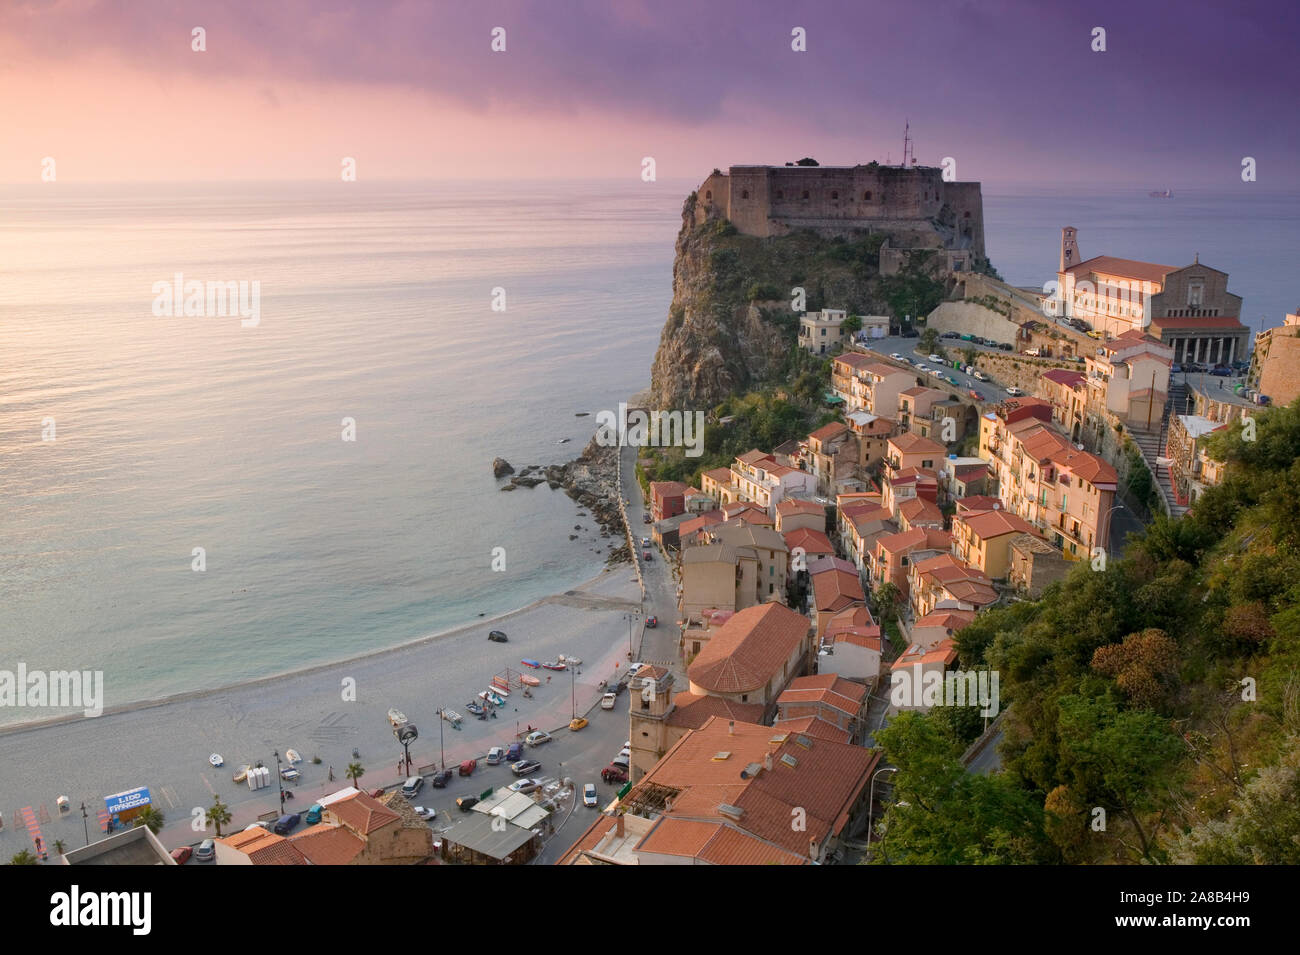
[903,120,913,169]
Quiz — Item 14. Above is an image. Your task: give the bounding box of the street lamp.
[80,802,89,846]
[436,707,445,769]
[623,611,636,659]
[570,667,577,720]
[866,766,899,855]
[274,750,286,813]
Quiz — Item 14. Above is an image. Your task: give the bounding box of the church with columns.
[1049,227,1250,367]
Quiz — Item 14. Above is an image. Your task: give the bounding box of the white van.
[600,692,617,710]
[401,776,423,798]
[486,746,505,765]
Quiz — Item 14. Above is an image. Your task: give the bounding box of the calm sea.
[2,180,1295,722]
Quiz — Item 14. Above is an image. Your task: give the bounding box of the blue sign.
[104,787,151,814]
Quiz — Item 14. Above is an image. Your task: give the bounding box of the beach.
[0,566,644,853]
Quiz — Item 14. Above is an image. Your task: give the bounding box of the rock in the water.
[575,412,590,417]
[492,457,515,478]
[511,475,546,488]
[569,534,579,540]
[499,484,516,492]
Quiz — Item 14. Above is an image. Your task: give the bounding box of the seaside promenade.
[0,568,644,858]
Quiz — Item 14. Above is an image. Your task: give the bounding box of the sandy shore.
[0,567,644,851]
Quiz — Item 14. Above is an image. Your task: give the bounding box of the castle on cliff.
[693,162,986,274]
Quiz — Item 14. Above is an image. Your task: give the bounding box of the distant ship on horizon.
[1149,188,1173,198]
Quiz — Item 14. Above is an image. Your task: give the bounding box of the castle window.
[741,190,749,199]
[863,190,872,200]
[705,190,712,201]
[776,190,784,199]
[802,191,809,199]
[831,190,839,200]
[964,211,971,219]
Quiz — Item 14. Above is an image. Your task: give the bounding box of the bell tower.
[1060,226,1081,272]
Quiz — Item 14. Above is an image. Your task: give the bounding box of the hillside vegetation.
[873,398,1300,864]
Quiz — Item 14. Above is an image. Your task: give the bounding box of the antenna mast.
[902,120,913,169]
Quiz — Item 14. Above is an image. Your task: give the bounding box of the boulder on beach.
[492,457,515,478]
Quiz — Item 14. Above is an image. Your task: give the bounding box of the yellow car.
[569,717,589,732]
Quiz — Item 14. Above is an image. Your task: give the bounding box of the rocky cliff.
[650,191,890,410]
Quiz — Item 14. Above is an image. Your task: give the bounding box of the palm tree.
[346,762,365,791]
[205,796,231,838]
[134,806,165,834]
[53,839,66,857]
[9,850,38,865]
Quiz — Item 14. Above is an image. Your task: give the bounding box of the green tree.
[872,581,901,622]
[347,762,366,792]
[9,850,38,865]
[1055,693,1183,862]
[918,327,940,356]
[842,314,862,335]
[134,805,166,834]
[205,796,231,838]
[53,839,66,856]
[962,346,977,367]
[871,712,1056,864]
[879,249,946,322]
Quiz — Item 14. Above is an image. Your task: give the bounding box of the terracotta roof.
[325,792,402,835]
[777,498,824,516]
[1064,255,1176,283]
[894,638,960,669]
[913,609,977,633]
[955,495,1001,512]
[1042,368,1086,388]
[783,527,834,555]
[736,449,773,466]
[810,563,865,614]
[900,385,946,400]
[876,526,952,557]
[636,817,810,865]
[702,467,735,485]
[898,497,944,527]
[889,432,947,456]
[864,362,909,378]
[686,604,810,694]
[956,508,1036,540]
[679,510,725,538]
[808,421,850,443]
[771,714,853,744]
[832,353,873,370]
[824,605,876,632]
[626,716,879,857]
[288,823,367,865]
[218,829,309,865]
[666,692,766,729]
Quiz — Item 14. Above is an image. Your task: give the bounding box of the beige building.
[1007,533,1071,598]
[800,308,850,355]
[775,497,826,534]
[1249,310,1300,407]
[805,420,858,495]
[1167,414,1229,509]
[1084,329,1174,427]
[886,431,946,475]
[685,603,814,710]
[950,507,1038,580]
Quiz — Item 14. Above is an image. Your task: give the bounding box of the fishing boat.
[558,654,582,666]
[520,674,541,687]
[520,659,541,668]
[478,690,506,707]
[441,709,463,728]
[280,767,301,782]
[387,708,407,727]
[465,700,485,716]
[1148,188,1173,198]
[285,749,302,765]
[209,753,224,767]
[232,765,251,784]
[541,661,567,671]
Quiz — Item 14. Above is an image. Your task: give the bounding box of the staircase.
[1127,381,1188,520]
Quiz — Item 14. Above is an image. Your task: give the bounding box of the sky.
[1,0,1296,186]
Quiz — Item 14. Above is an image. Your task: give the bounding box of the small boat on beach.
[558,654,582,666]
[209,753,224,767]
[520,659,541,668]
[541,661,567,671]
[520,675,541,687]
[442,709,463,728]
[387,708,408,727]
[478,690,506,707]
[232,765,251,784]
[465,701,485,716]
[280,767,300,782]
[285,749,302,765]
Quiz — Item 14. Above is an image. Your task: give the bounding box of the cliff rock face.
[650,192,887,410]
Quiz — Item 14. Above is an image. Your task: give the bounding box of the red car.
[369,788,386,798]
[458,759,477,777]
[646,616,657,628]
[170,846,192,864]
[601,766,628,784]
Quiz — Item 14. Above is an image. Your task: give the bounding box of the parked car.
[487,630,508,643]
[916,364,930,374]
[509,778,543,794]
[273,813,301,835]
[456,796,479,812]
[640,536,650,546]
[1170,363,1182,373]
[642,550,652,561]
[941,332,959,340]
[170,846,192,864]
[486,746,505,765]
[601,692,617,710]
[611,755,630,770]
[526,730,552,746]
[430,769,453,788]
[401,776,424,798]
[999,343,1013,351]
[928,353,943,362]
[369,788,386,798]
[968,389,983,401]
[306,803,323,825]
[642,513,651,523]
[458,759,477,776]
[1006,386,1024,397]
[645,615,657,628]
[889,352,903,360]
[194,839,215,862]
[512,758,542,776]
[1210,365,1233,377]
[617,747,632,760]
[973,370,989,381]
[243,821,270,832]
[929,368,943,378]
[570,716,589,731]
[413,806,437,821]
[583,783,599,808]
[601,766,629,784]
[507,742,524,761]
